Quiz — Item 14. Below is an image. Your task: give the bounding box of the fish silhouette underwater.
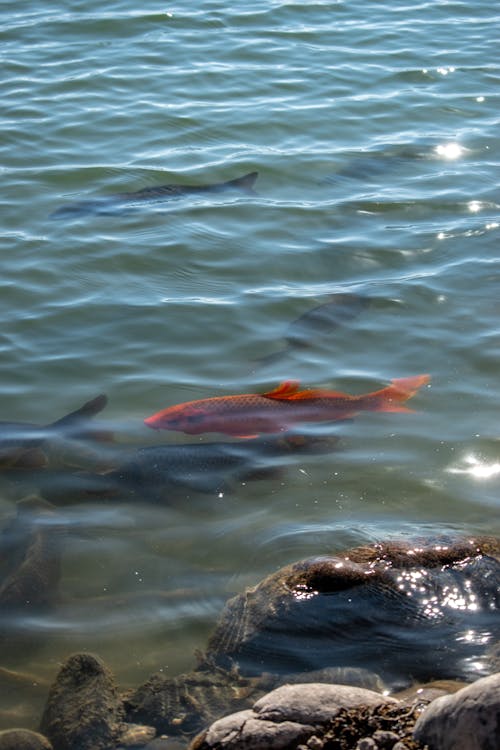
[0,394,110,471]
[50,171,258,219]
[48,433,340,503]
[0,495,63,612]
[255,292,370,365]
[144,374,430,438]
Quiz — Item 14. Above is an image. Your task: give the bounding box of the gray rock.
[192,682,397,750]
[200,709,313,750]
[0,729,52,750]
[252,683,396,725]
[413,672,500,750]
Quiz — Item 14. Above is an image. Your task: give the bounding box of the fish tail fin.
[226,171,259,195]
[370,374,430,412]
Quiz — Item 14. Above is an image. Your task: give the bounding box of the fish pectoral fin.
[262,380,301,399]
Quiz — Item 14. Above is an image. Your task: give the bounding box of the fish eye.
[185,413,204,425]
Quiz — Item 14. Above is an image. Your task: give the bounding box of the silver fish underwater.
[50,171,258,219]
[38,434,340,504]
[255,292,370,365]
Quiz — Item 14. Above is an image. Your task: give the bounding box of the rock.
[393,679,466,705]
[125,666,264,736]
[201,537,500,686]
[195,708,313,750]
[413,672,500,750]
[251,683,396,725]
[117,723,156,746]
[355,739,377,750]
[127,660,387,738]
[40,652,124,750]
[191,682,397,750]
[0,729,52,749]
[372,729,400,747]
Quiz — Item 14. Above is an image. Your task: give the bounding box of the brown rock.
[0,729,52,750]
[40,652,124,750]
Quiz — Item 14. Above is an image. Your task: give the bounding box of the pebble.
[372,729,400,747]
[355,739,377,750]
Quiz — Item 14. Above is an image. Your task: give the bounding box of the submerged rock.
[0,729,52,750]
[413,672,500,750]
[36,537,500,748]
[201,537,500,686]
[40,653,124,750]
[125,666,264,737]
[126,664,385,737]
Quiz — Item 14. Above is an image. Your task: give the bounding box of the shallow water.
[1,0,500,731]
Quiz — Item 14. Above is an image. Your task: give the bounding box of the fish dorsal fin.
[230,171,259,194]
[262,380,301,400]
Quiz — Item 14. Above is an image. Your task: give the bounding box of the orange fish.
[144,374,430,438]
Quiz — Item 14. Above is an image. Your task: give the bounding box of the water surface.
[1,0,500,730]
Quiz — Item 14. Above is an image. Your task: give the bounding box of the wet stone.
[191,683,399,750]
[372,729,401,747]
[125,666,264,736]
[40,652,124,750]
[355,739,377,750]
[251,683,396,725]
[202,537,500,687]
[117,723,156,746]
[0,729,52,750]
[413,672,500,750]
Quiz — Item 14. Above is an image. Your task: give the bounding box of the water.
[1,0,500,731]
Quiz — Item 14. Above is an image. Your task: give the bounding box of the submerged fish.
[0,495,64,610]
[144,374,430,438]
[256,292,370,365]
[0,394,110,470]
[64,434,340,501]
[51,171,258,219]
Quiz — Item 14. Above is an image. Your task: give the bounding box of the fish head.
[144,402,210,434]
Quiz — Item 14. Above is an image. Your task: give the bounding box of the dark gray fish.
[322,143,429,185]
[0,394,110,470]
[49,433,339,503]
[50,171,259,219]
[256,293,370,365]
[0,496,64,612]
